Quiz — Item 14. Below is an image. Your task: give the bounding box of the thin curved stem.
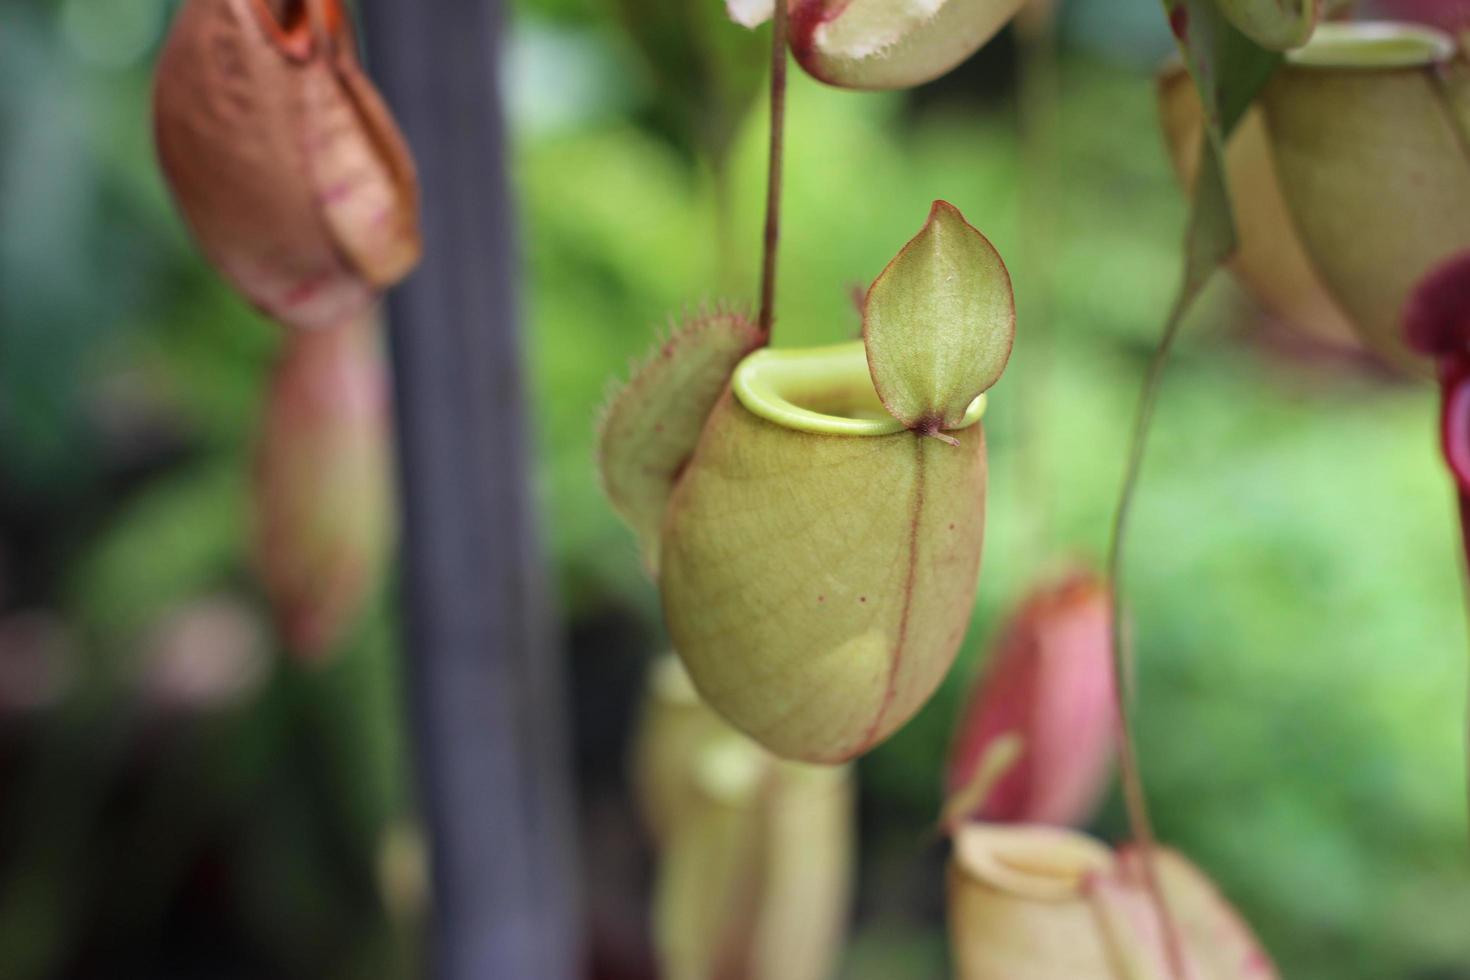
[758,0,789,340]
[1104,293,1193,980]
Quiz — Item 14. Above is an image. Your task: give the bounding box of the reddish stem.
[1105,292,1197,980]
[757,0,789,340]
[1111,679,1190,978]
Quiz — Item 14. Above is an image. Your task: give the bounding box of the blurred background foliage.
[0,0,1467,977]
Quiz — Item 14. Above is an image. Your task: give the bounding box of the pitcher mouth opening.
[951,825,1116,902]
[733,341,986,437]
[1286,22,1456,69]
[251,0,347,58]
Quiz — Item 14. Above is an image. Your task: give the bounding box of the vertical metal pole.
[356,2,581,977]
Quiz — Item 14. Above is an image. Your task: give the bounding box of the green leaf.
[598,309,766,574]
[1166,0,1281,140]
[862,201,1014,435]
[1161,0,1281,279]
[1117,4,1283,618]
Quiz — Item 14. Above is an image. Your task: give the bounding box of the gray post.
[355,2,581,977]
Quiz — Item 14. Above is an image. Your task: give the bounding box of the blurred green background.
[1,0,1468,977]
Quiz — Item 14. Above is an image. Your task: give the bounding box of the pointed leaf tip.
[863,201,1015,432]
